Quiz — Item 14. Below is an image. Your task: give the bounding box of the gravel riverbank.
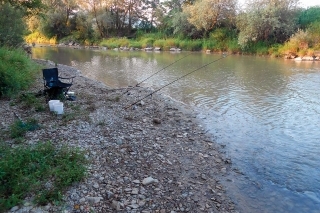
[1,60,238,213]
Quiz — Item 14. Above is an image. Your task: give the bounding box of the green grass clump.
[9,119,40,139]
[179,40,202,51]
[0,142,87,211]
[17,93,45,112]
[100,38,131,48]
[0,47,40,98]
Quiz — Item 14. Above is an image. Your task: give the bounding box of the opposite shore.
[1,59,239,213]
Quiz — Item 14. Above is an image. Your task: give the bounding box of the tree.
[40,0,79,39]
[1,0,44,16]
[236,0,300,48]
[298,6,320,29]
[0,3,26,47]
[183,0,237,36]
[171,11,199,38]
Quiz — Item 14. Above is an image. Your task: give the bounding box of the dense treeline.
[1,0,320,56]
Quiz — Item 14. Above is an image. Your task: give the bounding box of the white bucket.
[53,102,64,114]
[49,100,60,111]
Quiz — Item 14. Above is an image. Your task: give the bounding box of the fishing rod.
[125,53,228,109]
[120,53,192,97]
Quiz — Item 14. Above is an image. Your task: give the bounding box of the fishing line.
[125,53,228,109]
[120,53,192,97]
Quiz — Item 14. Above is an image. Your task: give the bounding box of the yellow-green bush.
[24,32,56,44]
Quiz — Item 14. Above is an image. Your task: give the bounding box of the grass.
[9,118,40,139]
[0,142,87,211]
[16,93,46,112]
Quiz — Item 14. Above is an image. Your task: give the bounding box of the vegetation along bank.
[1,0,319,58]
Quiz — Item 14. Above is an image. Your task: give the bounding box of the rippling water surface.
[33,47,320,212]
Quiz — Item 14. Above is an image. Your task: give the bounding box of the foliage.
[22,0,320,55]
[241,41,270,55]
[1,0,44,16]
[278,22,320,56]
[100,38,130,48]
[237,0,300,48]
[40,11,71,40]
[74,12,95,42]
[140,38,155,48]
[171,11,199,38]
[183,0,237,35]
[298,6,320,29]
[0,142,87,211]
[0,3,26,47]
[0,47,40,98]
[178,39,202,51]
[25,32,56,44]
[308,21,320,49]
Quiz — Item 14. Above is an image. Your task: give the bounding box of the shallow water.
[33,47,320,212]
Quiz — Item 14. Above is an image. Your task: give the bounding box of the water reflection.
[33,47,320,213]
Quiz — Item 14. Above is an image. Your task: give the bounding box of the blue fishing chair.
[42,68,75,99]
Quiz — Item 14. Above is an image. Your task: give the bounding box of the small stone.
[70,192,79,201]
[93,183,99,189]
[142,177,158,185]
[87,196,103,204]
[106,191,114,199]
[10,206,19,211]
[153,118,161,124]
[131,188,139,194]
[79,198,86,203]
[111,200,121,210]
[129,204,139,209]
[201,174,207,180]
[133,180,140,184]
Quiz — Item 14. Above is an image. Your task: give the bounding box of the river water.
[33,46,320,213]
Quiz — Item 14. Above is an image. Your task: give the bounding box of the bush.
[226,39,241,53]
[24,32,56,45]
[0,47,40,98]
[0,142,87,211]
[140,38,155,48]
[179,40,202,51]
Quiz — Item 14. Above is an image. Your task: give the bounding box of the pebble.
[142,177,159,185]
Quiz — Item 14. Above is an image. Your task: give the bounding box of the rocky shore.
[1,60,238,213]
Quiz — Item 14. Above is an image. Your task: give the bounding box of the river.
[33,46,320,213]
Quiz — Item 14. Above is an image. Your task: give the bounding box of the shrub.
[162,39,179,50]
[179,40,202,51]
[268,44,282,57]
[202,39,218,51]
[24,32,55,44]
[0,47,40,98]
[153,39,165,49]
[140,38,155,48]
[128,41,142,49]
[100,38,121,48]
